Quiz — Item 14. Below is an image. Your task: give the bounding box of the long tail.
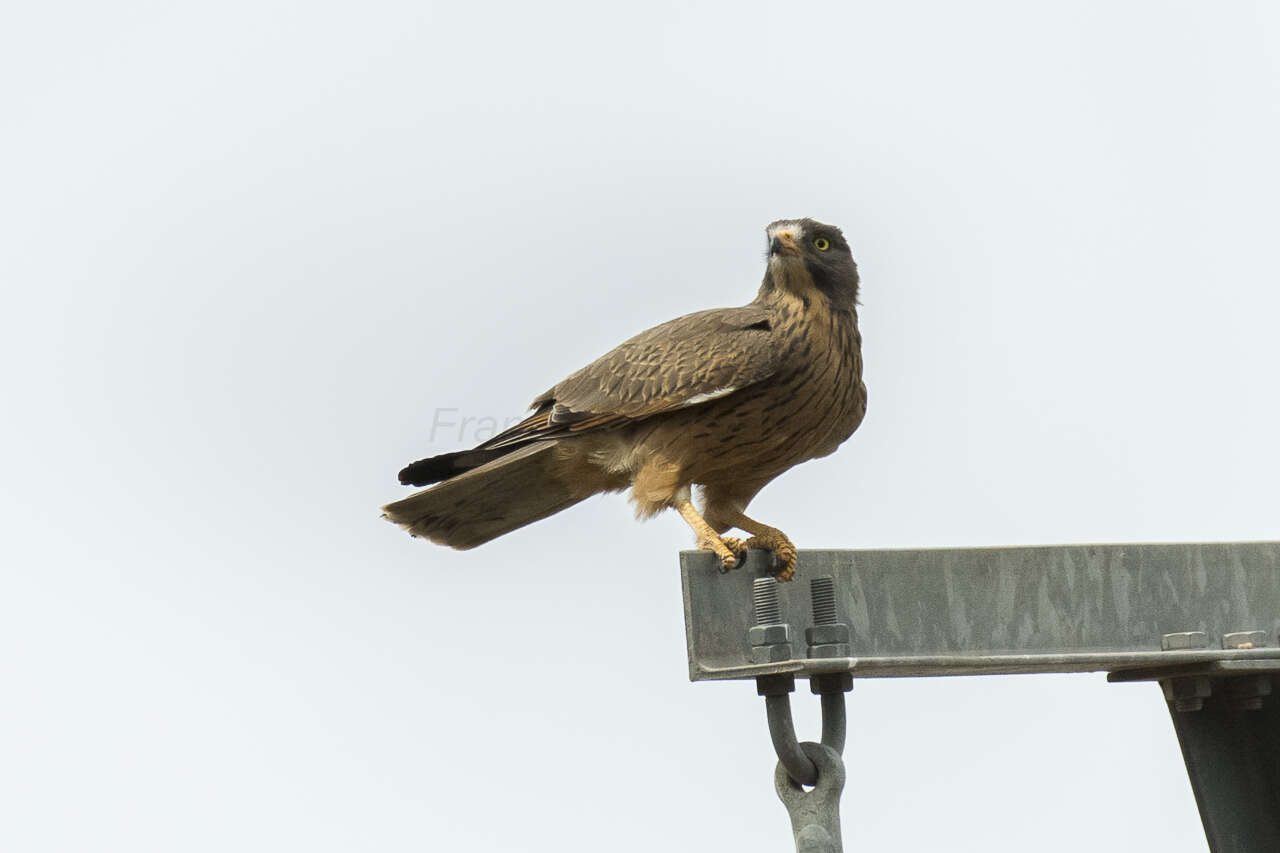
[381,440,597,549]
[397,447,509,487]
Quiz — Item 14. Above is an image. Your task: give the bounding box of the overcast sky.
[4,2,1279,851]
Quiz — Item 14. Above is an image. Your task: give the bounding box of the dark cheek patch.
[803,257,837,293]
[804,257,858,310]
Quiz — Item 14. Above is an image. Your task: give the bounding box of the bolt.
[1225,675,1271,711]
[1162,676,1212,712]
[1159,632,1211,710]
[809,672,853,695]
[753,577,782,625]
[810,576,837,625]
[756,673,796,696]
[807,624,850,645]
[748,576,793,664]
[750,644,794,663]
[1222,630,1267,650]
[748,624,791,645]
[1161,631,1209,651]
[806,575,851,658]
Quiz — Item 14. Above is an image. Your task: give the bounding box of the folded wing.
[481,304,779,450]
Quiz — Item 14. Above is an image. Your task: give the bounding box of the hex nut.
[807,643,852,659]
[809,672,853,694]
[748,624,792,646]
[805,624,851,645]
[755,674,796,696]
[1222,630,1268,650]
[1162,676,1211,712]
[749,643,794,664]
[1225,675,1272,711]
[1161,631,1209,651]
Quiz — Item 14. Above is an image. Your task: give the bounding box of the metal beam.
[682,541,1280,851]
[680,542,1280,681]
[1166,691,1280,852]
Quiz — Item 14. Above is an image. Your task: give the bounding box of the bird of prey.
[382,218,866,581]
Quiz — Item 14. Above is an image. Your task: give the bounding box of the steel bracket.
[681,542,1280,853]
[1110,660,1280,851]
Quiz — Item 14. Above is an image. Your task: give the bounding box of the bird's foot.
[699,534,739,573]
[722,536,748,559]
[738,530,798,582]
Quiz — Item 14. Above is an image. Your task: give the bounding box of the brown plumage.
[382,218,866,581]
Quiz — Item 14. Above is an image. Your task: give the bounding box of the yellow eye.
[814,238,830,251]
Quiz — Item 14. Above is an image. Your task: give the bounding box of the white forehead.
[767,221,804,239]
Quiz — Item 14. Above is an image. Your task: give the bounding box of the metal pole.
[1164,677,1280,852]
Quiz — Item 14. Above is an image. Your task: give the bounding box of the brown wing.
[478,304,778,451]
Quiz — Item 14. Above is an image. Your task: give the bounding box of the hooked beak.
[769,229,799,257]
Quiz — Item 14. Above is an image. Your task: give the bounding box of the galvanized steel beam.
[681,542,1280,680]
[681,542,1280,852]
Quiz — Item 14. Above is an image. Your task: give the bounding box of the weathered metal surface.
[759,676,848,852]
[775,742,845,853]
[681,542,1280,681]
[1167,686,1280,852]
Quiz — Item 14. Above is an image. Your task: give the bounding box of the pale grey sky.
[3,2,1279,851]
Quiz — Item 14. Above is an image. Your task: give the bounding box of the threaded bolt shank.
[810,576,837,625]
[752,577,782,625]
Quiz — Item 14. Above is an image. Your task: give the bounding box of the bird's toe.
[773,541,798,582]
[697,535,739,572]
[721,536,748,559]
[741,532,798,582]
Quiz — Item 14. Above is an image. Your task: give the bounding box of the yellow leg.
[676,499,738,571]
[717,511,798,582]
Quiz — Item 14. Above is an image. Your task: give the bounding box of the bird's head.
[761,218,859,311]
